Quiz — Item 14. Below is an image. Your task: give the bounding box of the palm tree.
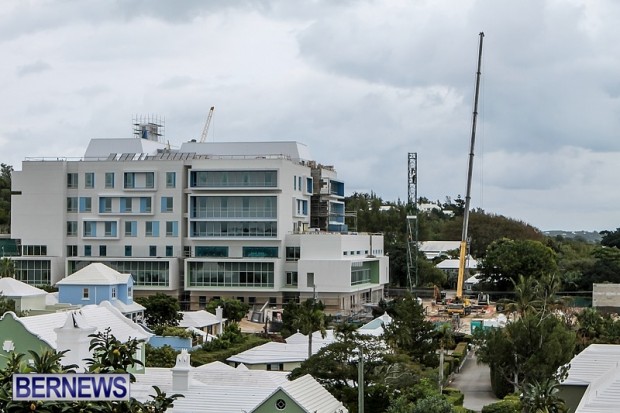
[0,257,14,278]
[507,275,541,318]
[292,298,326,358]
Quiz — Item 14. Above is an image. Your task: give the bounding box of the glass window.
[125,221,137,237]
[67,173,78,189]
[84,245,92,257]
[145,172,154,188]
[13,260,51,285]
[140,197,151,213]
[195,246,228,257]
[104,221,117,237]
[166,172,176,188]
[67,245,78,257]
[242,247,278,258]
[165,246,173,257]
[187,261,274,287]
[67,197,78,213]
[307,272,314,287]
[124,173,135,189]
[145,221,159,237]
[105,172,114,188]
[111,287,117,299]
[67,221,78,236]
[82,288,90,299]
[286,247,300,261]
[165,221,178,237]
[99,197,112,213]
[83,221,96,237]
[286,271,298,286]
[99,245,107,256]
[120,198,133,213]
[161,197,173,213]
[79,197,92,213]
[85,172,95,189]
[149,245,157,257]
[125,245,132,257]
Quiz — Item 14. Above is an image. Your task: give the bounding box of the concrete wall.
[593,283,620,309]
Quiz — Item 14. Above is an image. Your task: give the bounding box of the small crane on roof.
[199,106,215,143]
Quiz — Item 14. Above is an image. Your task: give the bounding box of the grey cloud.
[16,60,51,76]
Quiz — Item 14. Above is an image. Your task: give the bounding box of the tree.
[136,293,182,328]
[479,238,557,290]
[600,228,620,249]
[0,164,12,234]
[290,298,327,358]
[0,292,15,315]
[0,258,14,278]
[411,395,455,413]
[383,293,437,366]
[206,297,249,322]
[475,312,575,398]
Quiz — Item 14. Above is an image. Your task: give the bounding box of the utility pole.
[358,346,364,413]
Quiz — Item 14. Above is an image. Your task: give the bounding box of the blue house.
[56,263,145,321]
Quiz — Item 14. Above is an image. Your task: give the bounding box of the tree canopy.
[205,297,249,323]
[136,293,182,328]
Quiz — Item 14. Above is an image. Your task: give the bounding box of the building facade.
[11,133,388,312]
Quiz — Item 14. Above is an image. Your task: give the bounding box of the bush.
[490,366,514,399]
[481,395,521,413]
[153,326,193,338]
[442,387,464,406]
[145,344,179,368]
[191,334,269,366]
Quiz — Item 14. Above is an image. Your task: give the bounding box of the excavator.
[448,32,485,317]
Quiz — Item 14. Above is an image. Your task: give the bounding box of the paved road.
[449,351,499,412]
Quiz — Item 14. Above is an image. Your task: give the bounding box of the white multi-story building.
[10,127,388,312]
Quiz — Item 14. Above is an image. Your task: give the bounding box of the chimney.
[171,349,192,391]
[54,311,97,371]
[215,306,223,321]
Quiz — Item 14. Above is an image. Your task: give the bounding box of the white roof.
[132,361,290,413]
[179,310,222,328]
[436,256,479,270]
[84,138,167,158]
[562,344,620,412]
[419,241,461,258]
[109,299,145,314]
[56,263,131,285]
[178,141,312,162]
[251,374,349,413]
[0,277,48,297]
[228,330,335,365]
[18,301,152,348]
[358,313,392,337]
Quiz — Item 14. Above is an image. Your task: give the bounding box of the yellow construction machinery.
[453,32,485,315]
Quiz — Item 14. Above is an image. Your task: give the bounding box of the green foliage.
[600,228,620,249]
[481,395,521,413]
[0,258,14,278]
[145,344,179,368]
[202,322,244,351]
[475,313,575,398]
[136,293,182,328]
[0,328,182,412]
[520,379,568,413]
[479,238,558,290]
[190,334,268,366]
[0,164,12,233]
[153,326,193,338]
[412,394,455,413]
[383,293,438,366]
[0,292,16,315]
[283,298,327,358]
[442,387,464,406]
[205,297,249,322]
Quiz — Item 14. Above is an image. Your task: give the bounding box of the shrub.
[153,326,193,338]
[442,387,464,406]
[481,395,521,413]
[145,344,179,368]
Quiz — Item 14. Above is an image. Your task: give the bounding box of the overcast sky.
[1,0,619,232]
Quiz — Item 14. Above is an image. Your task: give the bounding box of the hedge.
[481,395,521,413]
[442,387,464,406]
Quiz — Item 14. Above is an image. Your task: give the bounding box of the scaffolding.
[406,153,418,290]
[132,115,165,143]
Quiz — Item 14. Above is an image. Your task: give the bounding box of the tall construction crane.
[199,106,215,143]
[454,32,485,314]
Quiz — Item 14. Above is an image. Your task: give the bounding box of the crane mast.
[199,106,215,143]
[456,32,484,300]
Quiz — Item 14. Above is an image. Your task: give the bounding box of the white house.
[418,241,461,260]
[0,277,48,313]
[10,131,388,313]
